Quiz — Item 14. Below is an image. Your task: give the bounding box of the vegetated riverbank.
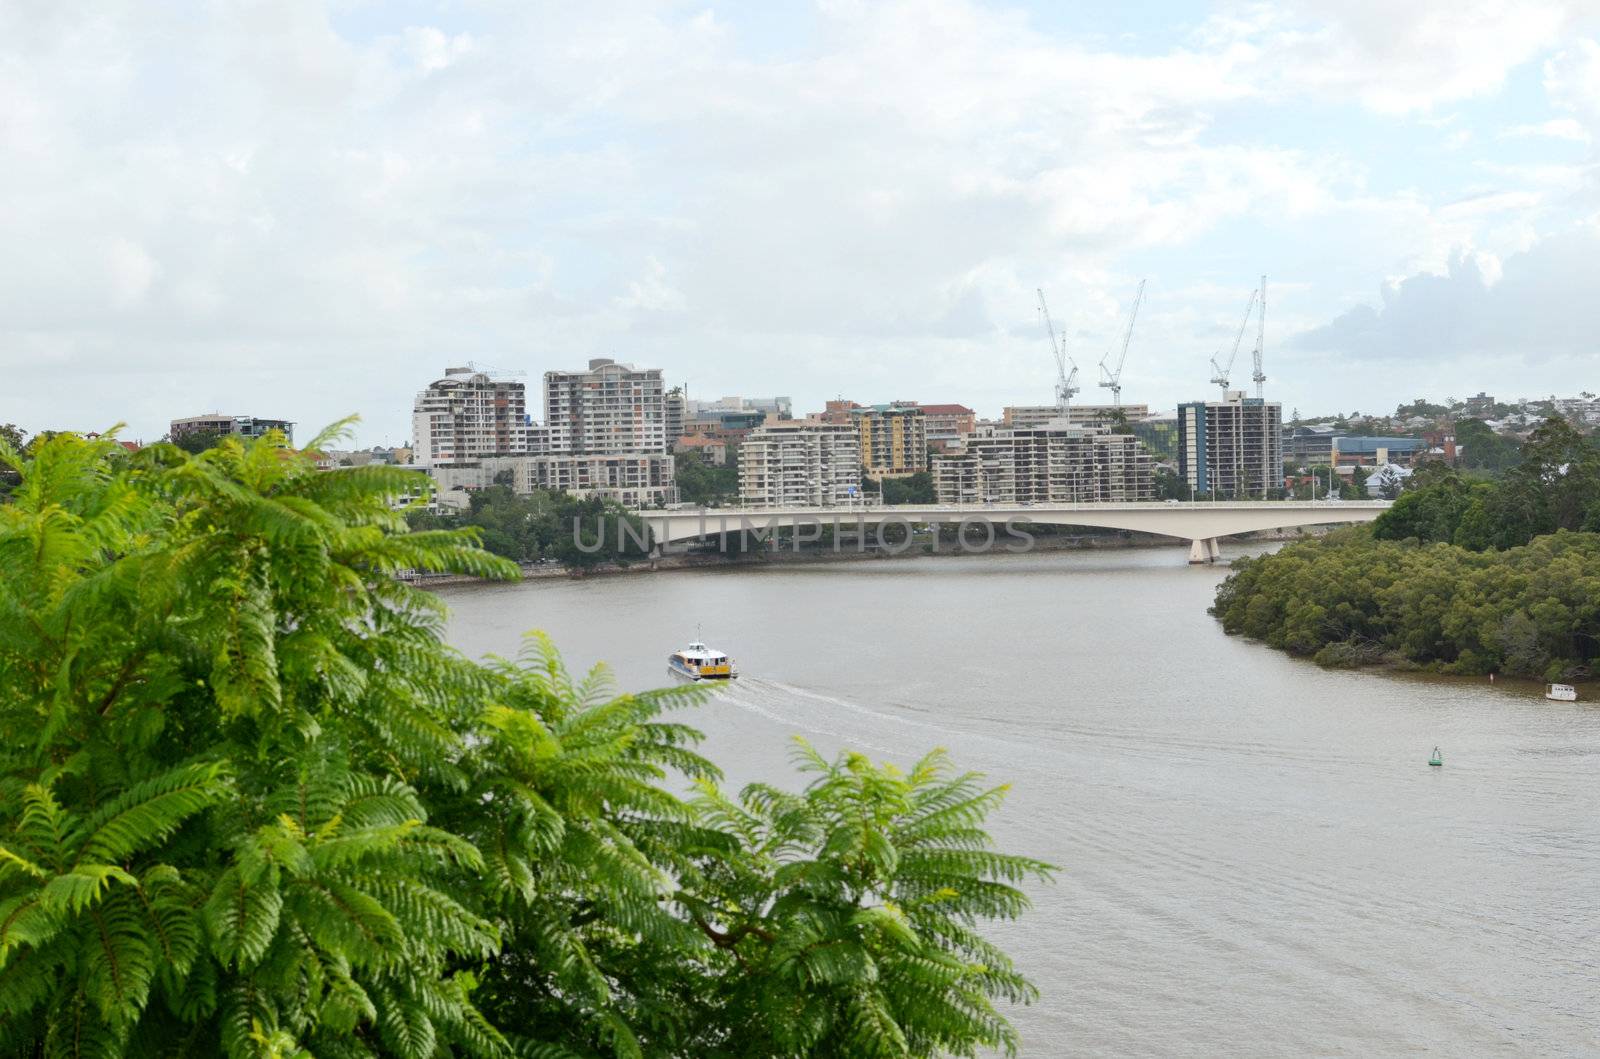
[408,523,1325,586]
[1211,525,1600,683]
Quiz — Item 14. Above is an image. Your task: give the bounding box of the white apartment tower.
[933,423,1153,504]
[544,358,668,455]
[739,421,861,507]
[411,368,529,470]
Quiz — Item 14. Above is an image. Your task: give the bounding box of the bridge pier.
[1188,537,1222,564]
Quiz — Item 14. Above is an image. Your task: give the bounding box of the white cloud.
[1291,224,1600,362]
[1210,0,1580,114]
[1544,38,1600,127]
[1500,118,1592,143]
[401,27,473,74]
[1,0,1598,442]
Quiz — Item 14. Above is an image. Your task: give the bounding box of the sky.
[3,0,1599,446]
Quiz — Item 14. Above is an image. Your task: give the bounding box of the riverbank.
[1212,527,1600,684]
[406,524,1325,587]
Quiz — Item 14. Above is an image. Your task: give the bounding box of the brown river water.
[439,545,1600,1057]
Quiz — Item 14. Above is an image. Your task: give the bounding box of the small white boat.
[668,641,738,682]
[1546,683,1578,702]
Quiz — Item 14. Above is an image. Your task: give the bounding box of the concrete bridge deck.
[637,500,1390,563]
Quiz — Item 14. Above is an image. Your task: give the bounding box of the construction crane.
[1209,287,1258,397]
[1250,274,1267,399]
[1097,279,1146,408]
[1036,288,1080,415]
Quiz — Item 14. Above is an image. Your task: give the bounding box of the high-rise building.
[409,371,528,473]
[543,358,668,456]
[515,453,677,507]
[537,358,674,506]
[170,413,295,445]
[664,388,687,443]
[1177,392,1283,498]
[915,404,976,453]
[933,423,1153,504]
[852,404,927,479]
[739,420,861,507]
[1002,404,1148,429]
[411,368,529,470]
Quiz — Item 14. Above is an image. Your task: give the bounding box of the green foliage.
[0,427,1050,1057]
[680,744,1052,1058]
[1152,467,1186,500]
[409,486,652,568]
[170,428,228,454]
[0,423,25,497]
[1395,399,1448,419]
[880,472,935,506]
[1212,528,1600,680]
[674,450,738,507]
[1453,418,1522,473]
[1375,418,1600,549]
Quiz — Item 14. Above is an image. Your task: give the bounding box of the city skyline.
[4,2,1599,445]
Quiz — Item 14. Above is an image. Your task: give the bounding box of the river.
[439,546,1600,1056]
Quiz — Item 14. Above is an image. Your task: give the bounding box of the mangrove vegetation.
[1213,418,1600,679]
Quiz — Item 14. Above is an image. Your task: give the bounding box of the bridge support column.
[1188,538,1222,564]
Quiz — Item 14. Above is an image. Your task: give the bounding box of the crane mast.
[1097,279,1146,408]
[1251,274,1267,399]
[1209,288,1258,397]
[1037,288,1079,415]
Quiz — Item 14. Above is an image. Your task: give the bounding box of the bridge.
[638,500,1391,563]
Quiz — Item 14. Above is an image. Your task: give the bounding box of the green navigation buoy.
[1428,746,1443,767]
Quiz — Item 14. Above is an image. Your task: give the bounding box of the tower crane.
[1250,274,1267,399]
[1097,279,1146,409]
[1209,287,1258,397]
[1036,288,1080,415]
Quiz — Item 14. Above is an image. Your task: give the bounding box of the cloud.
[1,0,1598,443]
[1290,224,1600,362]
[1500,118,1592,143]
[1209,0,1581,114]
[1544,38,1600,128]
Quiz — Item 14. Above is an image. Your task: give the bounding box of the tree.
[0,428,1051,1057]
[675,449,739,507]
[1153,466,1187,500]
[168,427,228,454]
[881,471,935,505]
[0,423,24,497]
[1453,418,1521,473]
[0,424,514,1057]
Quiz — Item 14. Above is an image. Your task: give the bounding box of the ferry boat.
[668,641,738,682]
[1546,683,1578,702]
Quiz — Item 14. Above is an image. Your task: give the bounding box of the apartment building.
[853,404,927,479]
[1178,392,1283,498]
[1002,403,1148,429]
[739,420,861,507]
[170,413,295,445]
[933,422,1153,504]
[543,358,668,455]
[411,367,529,470]
[917,403,976,453]
[665,388,686,443]
[512,453,676,507]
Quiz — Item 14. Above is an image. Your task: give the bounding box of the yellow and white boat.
[668,640,738,682]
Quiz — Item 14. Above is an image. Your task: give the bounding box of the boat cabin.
[669,641,734,680]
